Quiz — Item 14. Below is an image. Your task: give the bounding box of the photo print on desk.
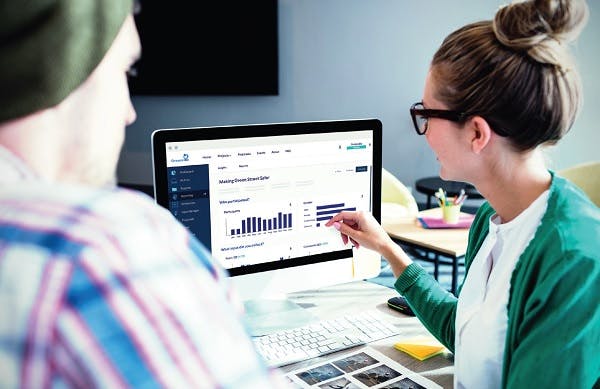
[353,364,402,386]
[319,377,361,388]
[285,346,441,389]
[380,378,426,389]
[297,364,345,385]
[333,352,379,373]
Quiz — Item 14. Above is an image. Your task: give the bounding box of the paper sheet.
[284,346,442,389]
[418,214,474,229]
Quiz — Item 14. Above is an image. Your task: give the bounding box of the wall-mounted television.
[130,1,278,95]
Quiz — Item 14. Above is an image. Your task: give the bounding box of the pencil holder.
[442,204,461,224]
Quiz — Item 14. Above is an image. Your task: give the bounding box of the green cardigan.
[394,174,600,388]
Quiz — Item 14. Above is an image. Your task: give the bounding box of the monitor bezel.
[151,119,382,277]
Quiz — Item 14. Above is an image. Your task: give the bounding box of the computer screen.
[152,119,382,299]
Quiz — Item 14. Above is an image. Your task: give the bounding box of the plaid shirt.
[0,147,286,388]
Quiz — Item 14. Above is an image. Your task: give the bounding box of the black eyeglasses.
[410,102,475,135]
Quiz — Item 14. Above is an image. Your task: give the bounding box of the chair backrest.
[382,168,419,216]
[558,161,600,207]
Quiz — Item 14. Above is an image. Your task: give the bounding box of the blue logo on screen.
[171,153,190,163]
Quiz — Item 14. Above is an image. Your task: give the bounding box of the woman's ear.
[468,116,493,154]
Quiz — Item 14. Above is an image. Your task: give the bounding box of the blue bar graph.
[315,202,356,222]
[228,210,293,236]
[316,203,345,210]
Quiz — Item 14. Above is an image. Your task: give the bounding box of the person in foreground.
[327,0,599,387]
[0,1,286,387]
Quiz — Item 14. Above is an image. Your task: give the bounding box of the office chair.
[558,161,600,207]
[381,167,419,220]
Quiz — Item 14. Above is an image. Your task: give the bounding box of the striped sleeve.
[1,186,288,388]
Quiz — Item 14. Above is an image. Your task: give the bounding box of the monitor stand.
[243,298,316,336]
[233,249,382,336]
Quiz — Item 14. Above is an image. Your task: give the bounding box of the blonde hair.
[430,0,589,151]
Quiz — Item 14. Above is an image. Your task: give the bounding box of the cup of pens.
[435,188,467,224]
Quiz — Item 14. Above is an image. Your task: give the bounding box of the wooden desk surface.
[282,281,454,388]
[382,205,470,258]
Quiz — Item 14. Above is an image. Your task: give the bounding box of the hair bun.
[492,0,588,68]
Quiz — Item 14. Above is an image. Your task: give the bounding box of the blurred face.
[421,70,471,182]
[60,15,141,187]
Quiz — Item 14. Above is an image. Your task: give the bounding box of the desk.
[382,205,470,295]
[415,177,482,209]
[282,281,454,388]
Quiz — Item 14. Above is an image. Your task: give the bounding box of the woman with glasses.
[327,0,599,387]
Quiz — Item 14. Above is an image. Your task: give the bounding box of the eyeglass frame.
[409,101,476,135]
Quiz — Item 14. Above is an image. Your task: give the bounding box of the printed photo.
[353,364,402,387]
[284,375,304,389]
[296,363,344,385]
[333,352,379,373]
[380,377,426,389]
[318,377,361,389]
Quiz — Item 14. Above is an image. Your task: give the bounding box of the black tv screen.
[130,1,278,95]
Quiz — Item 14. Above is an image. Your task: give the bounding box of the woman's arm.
[326,211,458,350]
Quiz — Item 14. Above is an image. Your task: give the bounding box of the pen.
[435,188,446,207]
[453,189,463,205]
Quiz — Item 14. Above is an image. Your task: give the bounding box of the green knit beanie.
[0,0,133,123]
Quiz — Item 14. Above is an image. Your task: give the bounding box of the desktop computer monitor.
[151,119,382,302]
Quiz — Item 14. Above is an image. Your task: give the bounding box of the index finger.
[324,211,360,226]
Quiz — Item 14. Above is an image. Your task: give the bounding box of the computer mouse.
[387,296,415,316]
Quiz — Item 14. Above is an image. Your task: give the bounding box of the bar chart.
[227,211,293,236]
[315,202,356,226]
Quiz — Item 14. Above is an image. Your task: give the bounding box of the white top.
[0,145,37,183]
[454,190,550,389]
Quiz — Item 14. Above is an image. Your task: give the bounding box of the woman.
[327,0,599,387]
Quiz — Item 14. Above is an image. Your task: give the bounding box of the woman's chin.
[439,169,456,182]
[439,167,448,180]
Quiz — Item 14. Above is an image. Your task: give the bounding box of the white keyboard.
[253,310,399,367]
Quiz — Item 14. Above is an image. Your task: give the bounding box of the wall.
[119,0,600,203]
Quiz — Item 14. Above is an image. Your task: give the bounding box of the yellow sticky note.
[394,335,445,361]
